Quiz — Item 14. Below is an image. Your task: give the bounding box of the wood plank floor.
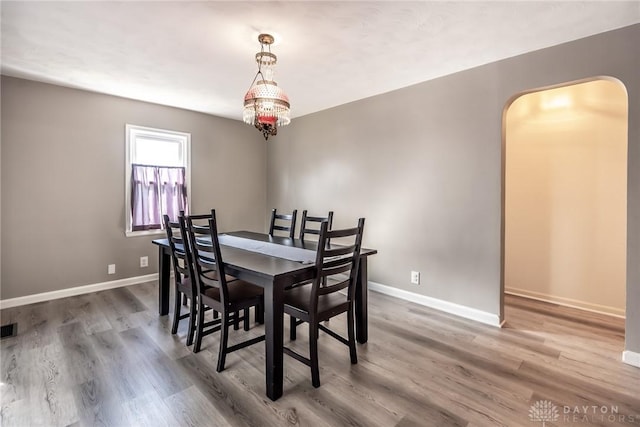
[1,282,639,426]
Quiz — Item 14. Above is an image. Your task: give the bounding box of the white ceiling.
[2,1,639,121]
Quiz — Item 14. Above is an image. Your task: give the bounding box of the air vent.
[1,323,17,339]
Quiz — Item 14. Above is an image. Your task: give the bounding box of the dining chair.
[189,212,262,330]
[284,218,365,387]
[269,208,298,239]
[185,210,266,371]
[162,213,197,346]
[164,211,227,341]
[186,212,243,327]
[299,210,334,241]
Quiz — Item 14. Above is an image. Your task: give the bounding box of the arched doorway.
[502,78,628,322]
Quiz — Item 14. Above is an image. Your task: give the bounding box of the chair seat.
[284,284,349,319]
[178,276,229,294]
[203,280,263,304]
[201,270,239,283]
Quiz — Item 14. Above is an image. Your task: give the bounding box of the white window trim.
[125,124,191,237]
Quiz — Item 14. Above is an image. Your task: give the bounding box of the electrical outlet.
[411,271,420,285]
[108,264,116,275]
[140,256,148,268]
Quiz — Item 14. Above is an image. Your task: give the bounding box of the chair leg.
[193,299,206,353]
[217,311,230,372]
[290,315,297,341]
[347,306,357,364]
[233,310,240,330]
[182,293,188,306]
[186,296,197,346]
[213,310,219,319]
[255,301,264,324]
[243,308,250,331]
[171,289,181,335]
[310,322,320,388]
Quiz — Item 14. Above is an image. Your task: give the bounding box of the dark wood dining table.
[152,230,377,401]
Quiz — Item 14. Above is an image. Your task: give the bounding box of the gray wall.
[1,76,266,300]
[2,25,639,355]
[268,25,640,353]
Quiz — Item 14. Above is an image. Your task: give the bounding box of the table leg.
[355,256,368,343]
[158,246,171,316]
[264,281,284,400]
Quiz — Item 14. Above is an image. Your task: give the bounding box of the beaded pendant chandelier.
[243,34,291,140]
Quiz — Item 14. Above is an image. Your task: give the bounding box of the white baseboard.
[368,281,502,327]
[505,287,625,318]
[0,274,159,310]
[622,351,640,368]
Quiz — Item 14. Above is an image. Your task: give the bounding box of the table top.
[152,230,376,286]
[153,230,377,256]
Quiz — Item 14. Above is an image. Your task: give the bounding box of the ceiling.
[2,1,639,122]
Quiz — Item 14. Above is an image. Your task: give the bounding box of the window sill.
[125,229,166,238]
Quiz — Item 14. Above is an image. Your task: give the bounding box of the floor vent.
[1,323,17,339]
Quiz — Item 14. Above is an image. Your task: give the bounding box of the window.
[125,124,191,236]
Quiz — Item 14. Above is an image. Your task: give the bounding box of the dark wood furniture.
[152,231,377,400]
[185,212,265,371]
[186,213,250,330]
[285,218,365,387]
[299,210,333,241]
[269,208,297,239]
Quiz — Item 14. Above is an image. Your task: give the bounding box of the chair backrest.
[269,208,298,239]
[299,210,334,241]
[169,210,213,280]
[163,213,191,286]
[187,212,214,236]
[185,209,231,305]
[309,218,365,312]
